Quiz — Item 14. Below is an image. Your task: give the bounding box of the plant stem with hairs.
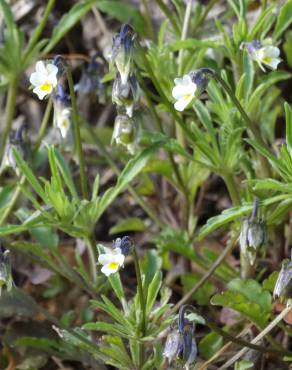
[0,78,19,159]
[66,65,89,200]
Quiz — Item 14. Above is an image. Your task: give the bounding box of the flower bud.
[111,24,135,85]
[0,248,13,296]
[113,236,132,256]
[112,73,140,117]
[239,200,266,278]
[111,114,138,154]
[273,251,292,300]
[53,84,72,139]
[0,125,26,176]
[163,305,197,369]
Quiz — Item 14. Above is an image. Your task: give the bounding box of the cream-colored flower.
[241,41,281,72]
[172,74,197,112]
[255,46,281,71]
[98,247,125,276]
[53,101,72,139]
[30,61,58,100]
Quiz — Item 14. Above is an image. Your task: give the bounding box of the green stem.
[223,171,241,206]
[0,78,19,159]
[34,98,53,150]
[141,0,155,40]
[0,98,53,226]
[178,0,194,75]
[133,248,146,366]
[23,0,56,63]
[154,0,180,35]
[86,236,97,285]
[212,72,271,177]
[66,66,89,199]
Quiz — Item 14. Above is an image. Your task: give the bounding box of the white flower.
[53,101,72,139]
[98,247,125,276]
[30,61,58,100]
[241,41,281,72]
[172,74,197,112]
[255,46,281,71]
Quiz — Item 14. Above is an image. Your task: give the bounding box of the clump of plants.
[1,0,292,369]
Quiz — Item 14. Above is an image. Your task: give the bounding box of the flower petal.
[29,72,45,86]
[113,253,125,267]
[98,253,113,265]
[262,46,280,58]
[35,61,47,75]
[33,86,50,100]
[101,263,119,276]
[174,95,194,111]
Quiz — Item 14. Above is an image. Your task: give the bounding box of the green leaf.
[54,148,78,199]
[0,288,39,319]
[235,360,254,370]
[43,0,96,53]
[274,0,292,40]
[146,271,162,315]
[168,38,219,51]
[12,148,47,202]
[285,102,292,152]
[109,218,146,234]
[211,278,272,327]
[181,273,215,305]
[108,273,126,306]
[197,205,252,240]
[199,332,223,359]
[263,271,279,293]
[97,142,163,219]
[0,0,15,34]
[96,1,146,35]
[82,322,133,339]
[16,208,58,249]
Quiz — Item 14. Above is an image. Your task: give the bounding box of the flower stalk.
[133,248,146,336]
[0,77,19,159]
[66,65,89,200]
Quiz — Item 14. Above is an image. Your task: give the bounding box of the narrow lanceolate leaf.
[12,148,47,202]
[97,142,163,219]
[43,0,96,53]
[274,0,292,40]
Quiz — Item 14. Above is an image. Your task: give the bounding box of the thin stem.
[154,0,180,35]
[34,98,53,150]
[0,176,25,226]
[23,0,56,63]
[0,98,53,226]
[133,248,146,336]
[223,171,241,206]
[168,236,237,315]
[218,301,292,369]
[141,0,155,40]
[66,65,89,199]
[178,0,194,75]
[176,0,194,149]
[194,0,217,32]
[212,72,271,177]
[86,236,97,285]
[133,248,146,368]
[0,78,19,159]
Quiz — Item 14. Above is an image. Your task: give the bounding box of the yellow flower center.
[40,83,52,92]
[108,262,119,270]
[262,56,272,64]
